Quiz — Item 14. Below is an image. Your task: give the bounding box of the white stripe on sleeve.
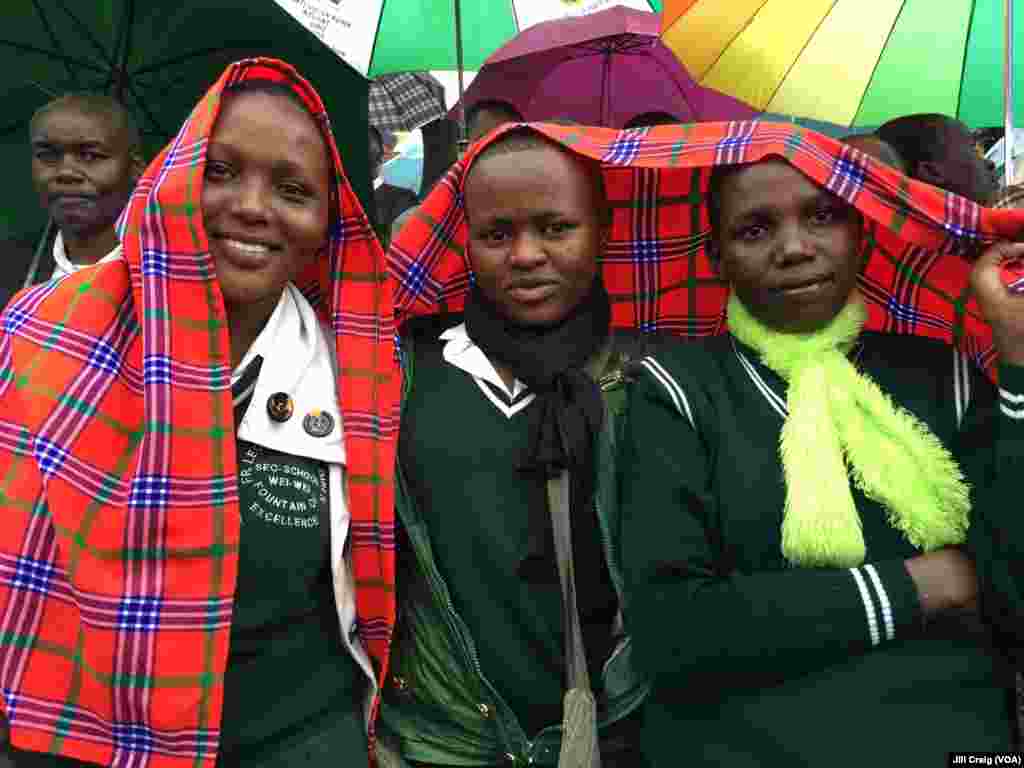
[862,564,895,642]
[999,387,1024,404]
[999,403,1024,420]
[953,349,971,429]
[849,567,881,647]
[999,387,1024,420]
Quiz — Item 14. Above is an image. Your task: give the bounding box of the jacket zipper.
[396,338,640,763]
[398,336,531,759]
[415,521,533,759]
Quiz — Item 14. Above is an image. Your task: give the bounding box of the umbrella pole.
[1005,0,1016,186]
[454,0,469,155]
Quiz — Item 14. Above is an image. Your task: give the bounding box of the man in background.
[389,101,526,245]
[840,134,908,173]
[3,94,143,309]
[466,99,523,143]
[33,95,141,278]
[877,114,997,204]
[623,111,681,129]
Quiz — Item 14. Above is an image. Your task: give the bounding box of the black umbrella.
[3,0,375,260]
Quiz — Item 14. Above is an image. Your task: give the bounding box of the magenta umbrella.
[449,5,756,129]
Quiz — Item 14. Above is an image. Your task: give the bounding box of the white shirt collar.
[373,176,384,190]
[232,289,371,697]
[51,231,123,280]
[234,283,346,465]
[440,322,535,418]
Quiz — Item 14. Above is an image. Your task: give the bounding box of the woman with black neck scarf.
[378,130,651,768]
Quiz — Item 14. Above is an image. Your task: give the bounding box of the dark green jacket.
[379,320,652,766]
[620,332,1024,767]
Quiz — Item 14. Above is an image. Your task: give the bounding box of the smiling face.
[31,106,139,238]
[712,160,864,334]
[201,89,330,318]
[464,140,605,327]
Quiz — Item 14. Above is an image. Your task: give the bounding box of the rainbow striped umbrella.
[660,0,1022,130]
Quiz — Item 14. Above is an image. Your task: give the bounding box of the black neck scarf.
[463,278,611,573]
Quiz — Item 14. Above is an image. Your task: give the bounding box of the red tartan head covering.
[0,59,397,766]
[390,122,1024,374]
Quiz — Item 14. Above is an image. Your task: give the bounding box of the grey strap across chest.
[547,469,601,768]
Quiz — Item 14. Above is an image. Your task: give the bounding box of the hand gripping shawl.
[0,59,398,766]
[390,122,1024,375]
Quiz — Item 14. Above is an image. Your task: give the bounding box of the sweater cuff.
[846,560,922,647]
[997,363,1024,458]
[997,364,1024,422]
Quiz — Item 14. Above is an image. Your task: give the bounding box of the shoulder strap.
[547,470,601,768]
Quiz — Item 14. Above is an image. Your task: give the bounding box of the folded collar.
[234,284,345,465]
[440,322,529,400]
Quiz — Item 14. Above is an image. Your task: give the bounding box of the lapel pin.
[303,408,334,438]
[266,392,294,423]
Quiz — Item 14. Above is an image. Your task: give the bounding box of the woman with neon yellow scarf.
[619,158,1024,768]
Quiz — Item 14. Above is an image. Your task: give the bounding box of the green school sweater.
[619,332,1024,768]
[398,333,618,737]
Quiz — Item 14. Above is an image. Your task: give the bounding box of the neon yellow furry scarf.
[727,293,970,567]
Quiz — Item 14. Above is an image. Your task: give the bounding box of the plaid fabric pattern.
[390,121,1024,376]
[368,73,447,133]
[0,59,398,767]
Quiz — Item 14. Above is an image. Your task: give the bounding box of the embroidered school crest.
[238,442,329,528]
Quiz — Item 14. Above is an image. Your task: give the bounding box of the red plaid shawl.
[391,122,1024,374]
[0,59,398,766]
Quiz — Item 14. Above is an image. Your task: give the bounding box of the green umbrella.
[3,0,375,250]
[273,0,662,142]
[272,0,663,76]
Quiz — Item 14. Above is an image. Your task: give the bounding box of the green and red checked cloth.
[0,59,398,767]
[3,89,1024,768]
[391,121,1024,373]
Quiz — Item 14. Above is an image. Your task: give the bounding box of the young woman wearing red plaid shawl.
[0,59,398,767]
[378,130,654,768]
[619,161,1024,767]
[385,121,1024,767]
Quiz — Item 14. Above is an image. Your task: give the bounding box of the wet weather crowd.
[0,54,1022,768]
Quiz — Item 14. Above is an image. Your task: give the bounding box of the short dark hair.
[467,127,611,227]
[31,92,141,152]
[623,111,681,129]
[876,114,960,175]
[466,100,523,133]
[839,134,908,173]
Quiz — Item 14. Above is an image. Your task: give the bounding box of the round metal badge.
[266,392,294,423]
[303,409,335,438]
